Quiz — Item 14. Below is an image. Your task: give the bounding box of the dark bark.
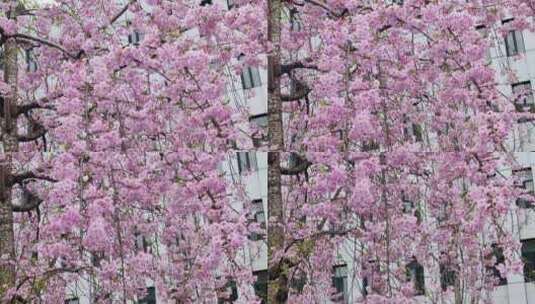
[0,0,18,295]
[267,0,287,302]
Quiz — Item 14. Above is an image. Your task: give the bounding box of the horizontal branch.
[281,82,311,102]
[16,101,57,117]
[279,59,319,76]
[17,127,46,142]
[12,33,83,59]
[12,194,42,212]
[280,154,311,175]
[8,171,57,186]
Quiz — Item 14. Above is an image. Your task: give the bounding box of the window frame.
[64,298,80,304]
[406,258,425,295]
[236,151,257,173]
[332,264,348,303]
[513,167,534,208]
[512,81,534,112]
[25,48,37,72]
[217,280,238,303]
[253,270,268,304]
[522,239,535,283]
[249,113,268,147]
[137,286,156,304]
[486,244,507,286]
[503,19,525,57]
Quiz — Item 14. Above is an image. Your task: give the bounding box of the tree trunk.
[0,1,18,297]
[267,0,286,303]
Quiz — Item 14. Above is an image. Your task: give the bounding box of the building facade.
[11,1,535,304]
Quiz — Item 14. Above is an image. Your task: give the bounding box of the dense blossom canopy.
[269,0,535,303]
[0,0,264,303]
[1,0,535,303]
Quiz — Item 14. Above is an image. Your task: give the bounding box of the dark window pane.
[407,258,425,295]
[217,280,238,303]
[522,239,535,282]
[486,245,507,285]
[514,168,534,207]
[138,286,156,304]
[253,271,268,304]
[332,264,348,303]
[65,298,79,304]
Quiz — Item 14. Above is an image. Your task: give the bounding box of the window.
[238,55,261,89]
[437,202,450,223]
[200,0,212,5]
[486,244,507,285]
[362,140,379,152]
[362,276,368,297]
[248,199,265,241]
[332,264,348,303]
[251,199,265,227]
[129,30,142,46]
[250,114,268,147]
[513,168,534,208]
[406,257,425,295]
[236,151,257,173]
[403,115,423,142]
[412,124,423,142]
[402,199,414,213]
[522,239,535,282]
[138,287,156,304]
[362,259,380,296]
[134,231,151,253]
[65,298,79,304]
[227,0,234,9]
[240,66,261,89]
[127,21,142,46]
[401,194,422,224]
[91,251,105,267]
[476,25,491,62]
[217,280,238,303]
[289,8,302,32]
[512,81,534,112]
[25,49,37,72]
[503,19,525,56]
[253,270,268,304]
[290,270,306,292]
[439,254,457,291]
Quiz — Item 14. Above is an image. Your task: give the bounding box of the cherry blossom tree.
[267,0,533,303]
[0,0,265,303]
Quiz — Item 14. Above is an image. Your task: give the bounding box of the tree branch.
[8,172,57,186]
[279,59,319,76]
[17,127,46,142]
[12,33,83,59]
[280,154,311,175]
[107,0,137,27]
[12,191,42,212]
[16,100,57,117]
[281,81,310,102]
